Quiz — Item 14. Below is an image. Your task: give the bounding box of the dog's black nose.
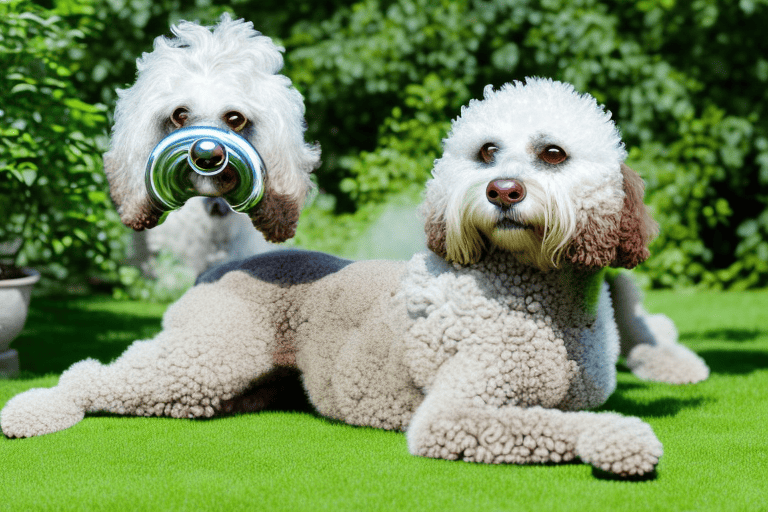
[486,179,526,207]
[190,139,226,172]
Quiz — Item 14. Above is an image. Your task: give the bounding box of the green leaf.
[63,98,104,113]
[11,83,38,94]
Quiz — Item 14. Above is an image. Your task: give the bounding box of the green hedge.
[0,0,127,286]
[5,0,767,290]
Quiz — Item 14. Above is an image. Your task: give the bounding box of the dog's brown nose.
[190,139,226,172]
[486,179,526,207]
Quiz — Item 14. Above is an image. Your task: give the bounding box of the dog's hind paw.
[1,387,84,438]
[576,415,662,477]
[627,341,709,384]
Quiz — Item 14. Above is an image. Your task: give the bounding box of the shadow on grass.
[680,328,765,343]
[619,331,768,376]
[604,395,706,418]
[592,467,658,482]
[10,299,164,377]
[600,381,708,418]
[695,349,768,375]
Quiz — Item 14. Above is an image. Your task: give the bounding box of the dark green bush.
[0,0,127,285]
[11,0,768,289]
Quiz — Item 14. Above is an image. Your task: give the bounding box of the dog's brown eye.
[539,145,567,165]
[479,143,499,164]
[224,111,248,132]
[171,107,189,128]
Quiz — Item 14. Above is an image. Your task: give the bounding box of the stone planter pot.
[0,269,40,378]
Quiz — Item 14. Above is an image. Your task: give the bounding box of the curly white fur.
[428,80,625,268]
[4,78,711,479]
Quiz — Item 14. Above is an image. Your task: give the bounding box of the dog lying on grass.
[3,77,703,478]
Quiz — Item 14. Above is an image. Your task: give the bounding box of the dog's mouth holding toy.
[496,217,533,231]
[145,126,265,215]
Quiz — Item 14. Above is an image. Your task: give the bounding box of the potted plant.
[0,239,40,377]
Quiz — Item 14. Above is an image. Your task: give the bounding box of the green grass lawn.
[1,290,767,511]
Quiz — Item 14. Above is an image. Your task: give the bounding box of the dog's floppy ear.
[103,153,163,231]
[421,182,485,264]
[102,87,166,231]
[612,163,658,269]
[245,138,320,244]
[568,164,658,269]
[244,86,320,243]
[247,187,303,243]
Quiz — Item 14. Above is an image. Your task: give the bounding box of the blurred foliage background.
[1,0,767,292]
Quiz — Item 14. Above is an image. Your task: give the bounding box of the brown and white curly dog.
[3,78,708,478]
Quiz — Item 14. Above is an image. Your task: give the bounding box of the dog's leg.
[609,273,709,384]
[406,356,662,477]
[1,275,276,438]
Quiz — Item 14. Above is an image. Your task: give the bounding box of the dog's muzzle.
[145,126,265,213]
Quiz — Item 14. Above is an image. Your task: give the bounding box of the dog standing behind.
[103,14,319,241]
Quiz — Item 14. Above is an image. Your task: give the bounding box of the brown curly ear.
[423,204,447,259]
[567,164,658,269]
[613,163,659,269]
[567,212,621,268]
[247,185,301,243]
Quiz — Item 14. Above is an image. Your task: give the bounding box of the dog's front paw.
[1,387,84,438]
[576,415,662,477]
[627,341,709,384]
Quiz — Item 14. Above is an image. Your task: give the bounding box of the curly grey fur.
[2,78,697,479]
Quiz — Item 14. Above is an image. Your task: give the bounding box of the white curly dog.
[2,75,709,477]
[104,14,319,242]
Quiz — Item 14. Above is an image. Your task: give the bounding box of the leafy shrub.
[21,0,768,289]
[0,0,128,285]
